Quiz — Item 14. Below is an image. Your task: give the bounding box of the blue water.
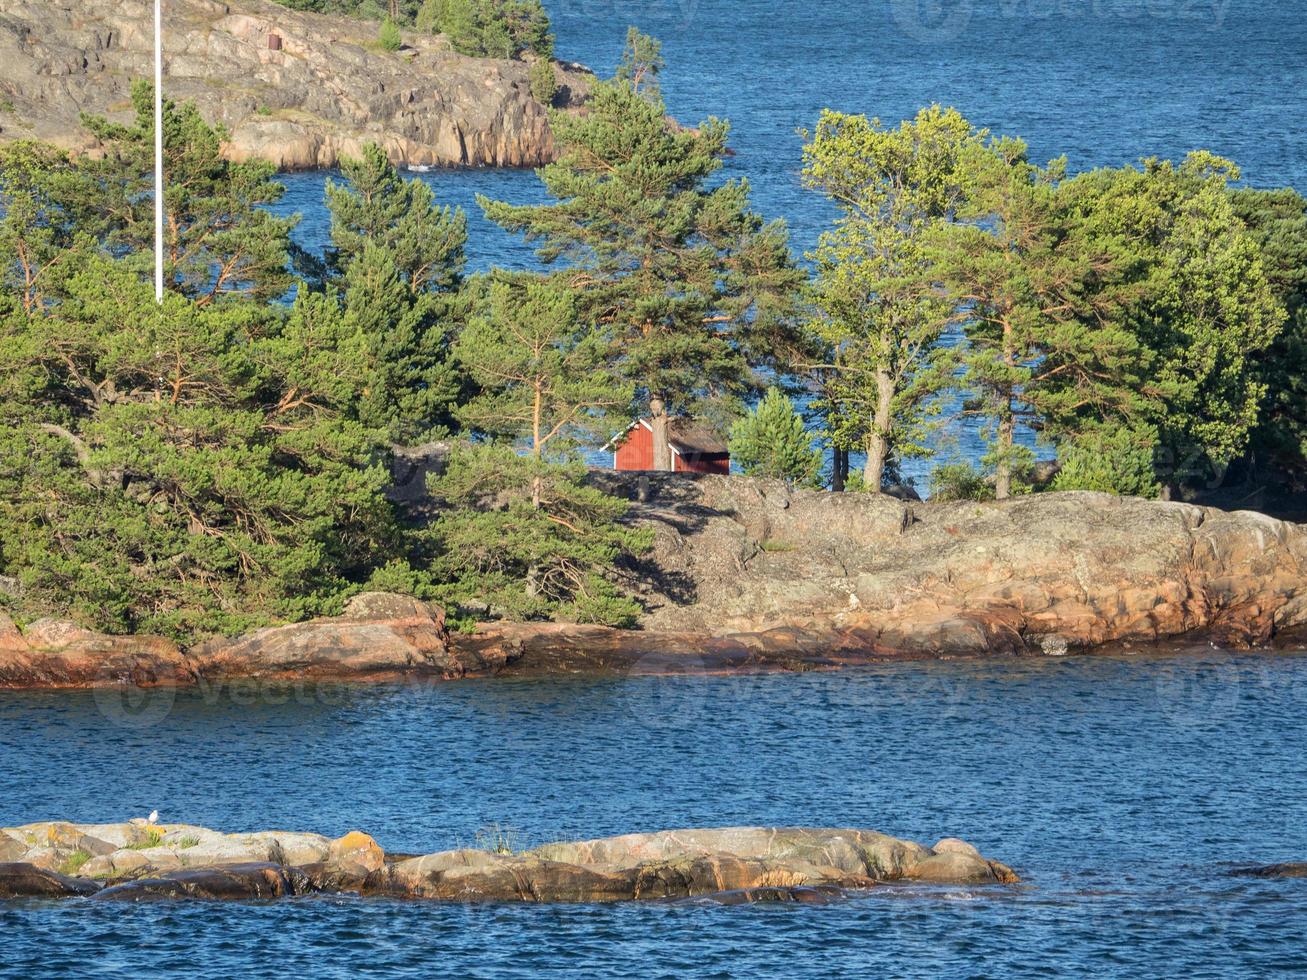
[5,4,1307,975]
[2,650,1307,976]
[270,0,1307,483]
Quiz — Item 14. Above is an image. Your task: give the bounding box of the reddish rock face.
[188,593,454,682]
[0,615,193,690]
[3,483,1306,690]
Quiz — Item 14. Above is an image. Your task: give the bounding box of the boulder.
[190,594,457,681]
[0,863,101,898]
[92,863,303,901]
[0,621,193,689]
[0,0,592,169]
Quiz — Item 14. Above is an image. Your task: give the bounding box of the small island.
[0,821,1017,902]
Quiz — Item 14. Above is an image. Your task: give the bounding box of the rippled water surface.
[5,3,1307,975]
[3,650,1307,977]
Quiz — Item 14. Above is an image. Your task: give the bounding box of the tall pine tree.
[479,31,803,471]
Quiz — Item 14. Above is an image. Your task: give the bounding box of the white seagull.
[147,810,159,825]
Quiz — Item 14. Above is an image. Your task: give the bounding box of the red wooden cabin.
[607,417,730,474]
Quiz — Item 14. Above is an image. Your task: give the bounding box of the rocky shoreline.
[0,822,1017,903]
[0,0,590,169]
[2,481,1306,690]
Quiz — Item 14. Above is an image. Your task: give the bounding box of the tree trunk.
[863,368,895,493]
[995,409,1014,500]
[995,317,1016,501]
[832,447,845,492]
[649,394,673,472]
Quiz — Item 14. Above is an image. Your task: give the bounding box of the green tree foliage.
[529,57,558,106]
[802,106,977,492]
[427,445,651,626]
[1229,186,1307,480]
[431,274,646,625]
[728,387,822,485]
[0,254,399,639]
[378,17,403,50]
[927,462,995,502]
[416,0,553,58]
[1052,425,1161,498]
[80,82,297,304]
[325,143,469,443]
[937,138,1155,499]
[272,1,423,22]
[614,26,664,98]
[1056,153,1285,490]
[455,274,632,459]
[0,141,98,315]
[480,34,803,471]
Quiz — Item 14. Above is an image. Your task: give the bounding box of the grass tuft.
[59,849,92,876]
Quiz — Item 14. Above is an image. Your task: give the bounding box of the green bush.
[1052,426,1161,498]
[426,444,652,627]
[529,58,557,106]
[928,463,995,502]
[378,17,403,50]
[417,0,552,59]
[728,388,822,486]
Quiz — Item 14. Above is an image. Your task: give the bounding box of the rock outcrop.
[0,592,495,688]
[368,827,1017,903]
[604,474,1307,656]
[0,821,1016,903]
[0,0,590,169]
[3,480,1306,690]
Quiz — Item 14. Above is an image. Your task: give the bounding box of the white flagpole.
[154,0,164,304]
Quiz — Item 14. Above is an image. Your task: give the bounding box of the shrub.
[1052,426,1161,498]
[928,463,994,502]
[728,388,822,486]
[417,0,552,59]
[426,444,652,627]
[529,57,557,106]
[378,17,403,50]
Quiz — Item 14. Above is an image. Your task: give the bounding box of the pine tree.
[325,143,469,443]
[1229,186,1307,480]
[0,252,400,640]
[479,33,803,471]
[79,82,297,304]
[802,106,977,492]
[429,273,646,624]
[427,445,651,626]
[455,273,632,461]
[1057,152,1285,491]
[325,142,467,293]
[728,387,822,485]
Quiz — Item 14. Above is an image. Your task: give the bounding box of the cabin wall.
[675,453,730,475]
[614,424,654,471]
